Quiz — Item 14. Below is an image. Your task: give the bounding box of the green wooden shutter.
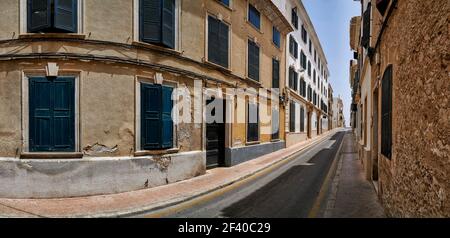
[53,77,75,151]
[141,84,162,149]
[248,40,259,81]
[54,0,77,33]
[218,21,229,68]
[161,85,174,149]
[27,0,51,32]
[162,0,175,49]
[208,16,229,68]
[140,0,162,44]
[381,65,393,159]
[272,59,279,89]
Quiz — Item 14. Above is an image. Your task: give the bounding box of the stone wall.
[377,0,450,217]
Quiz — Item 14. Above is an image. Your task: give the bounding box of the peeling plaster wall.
[376,0,450,217]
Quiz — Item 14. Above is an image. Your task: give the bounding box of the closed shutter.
[29,77,75,152]
[140,0,162,44]
[208,16,229,68]
[272,59,280,89]
[248,4,260,29]
[271,108,279,139]
[161,85,174,149]
[381,65,393,159]
[300,107,305,132]
[294,40,298,59]
[248,41,260,81]
[362,4,371,48]
[289,68,294,89]
[27,0,51,32]
[162,0,175,49]
[293,71,298,91]
[53,77,75,151]
[141,84,162,149]
[54,0,77,33]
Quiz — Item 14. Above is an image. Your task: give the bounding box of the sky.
[302,0,360,127]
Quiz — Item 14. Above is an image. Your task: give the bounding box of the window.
[313,91,316,105]
[289,68,298,91]
[141,83,173,150]
[291,8,298,29]
[271,107,279,140]
[314,49,317,63]
[300,106,305,132]
[300,78,306,97]
[272,26,281,48]
[218,0,230,7]
[247,40,260,81]
[301,25,307,43]
[208,15,229,68]
[381,65,393,159]
[27,0,78,33]
[272,58,280,89]
[376,0,390,16]
[361,3,371,48]
[289,36,298,59]
[313,70,316,84]
[248,4,260,30]
[307,61,311,77]
[309,39,312,54]
[140,0,176,49]
[289,102,295,133]
[300,51,307,70]
[247,102,259,142]
[29,76,75,152]
[308,85,312,102]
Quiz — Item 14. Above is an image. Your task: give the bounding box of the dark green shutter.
[162,0,175,48]
[141,84,162,149]
[300,107,305,132]
[248,40,259,81]
[54,0,77,33]
[161,85,173,149]
[29,77,74,152]
[272,59,279,89]
[208,16,229,68]
[27,0,51,32]
[140,0,162,44]
[381,65,393,159]
[289,102,295,132]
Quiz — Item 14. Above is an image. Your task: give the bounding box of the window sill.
[20,152,83,159]
[134,148,180,157]
[245,141,260,146]
[246,77,261,86]
[132,41,182,56]
[19,33,86,40]
[203,59,232,74]
[270,139,281,143]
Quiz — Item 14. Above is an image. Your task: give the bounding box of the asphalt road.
[144,130,347,218]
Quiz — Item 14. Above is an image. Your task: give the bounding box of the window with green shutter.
[289,102,295,133]
[247,102,259,142]
[28,0,78,33]
[248,40,260,81]
[141,83,174,150]
[381,65,393,159]
[208,16,229,68]
[272,58,280,89]
[140,0,175,49]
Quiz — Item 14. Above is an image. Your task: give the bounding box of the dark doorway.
[206,97,226,169]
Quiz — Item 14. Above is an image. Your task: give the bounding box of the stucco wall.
[376,0,450,217]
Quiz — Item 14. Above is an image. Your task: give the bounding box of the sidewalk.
[0,129,340,218]
[321,131,386,218]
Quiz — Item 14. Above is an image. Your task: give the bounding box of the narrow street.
[139,130,347,218]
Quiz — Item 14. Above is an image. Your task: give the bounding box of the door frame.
[205,93,227,169]
[22,70,80,153]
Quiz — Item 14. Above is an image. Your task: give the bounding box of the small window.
[300,51,307,70]
[307,61,311,77]
[272,26,280,48]
[247,102,259,142]
[301,25,307,43]
[272,58,280,89]
[289,36,298,59]
[208,16,229,68]
[309,39,312,54]
[289,68,298,91]
[140,0,176,49]
[291,8,298,29]
[381,65,393,159]
[248,4,260,30]
[28,0,78,33]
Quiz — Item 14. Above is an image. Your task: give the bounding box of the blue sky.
[302,0,360,127]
